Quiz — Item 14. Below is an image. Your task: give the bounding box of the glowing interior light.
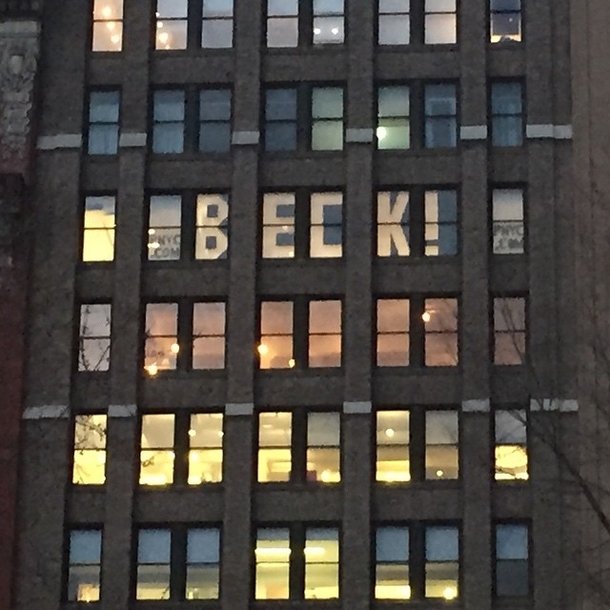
[331,27,339,35]
[110,34,120,44]
[288,358,296,368]
[170,343,180,354]
[257,344,269,355]
[376,126,387,140]
[436,469,444,477]
[159,32,169,43]
[422,311,432,323]
[188,429,196,437]
[102,6,112,18]
[106,21,115,31]
[385,428,395,438]
[145,363,159,377]
[443,586,457,600]
[313,27,321,35]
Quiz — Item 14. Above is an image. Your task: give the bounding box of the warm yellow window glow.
[83,196,115,262]
[376,526,409,599]
[258,412,292,482]
[425,526,459,599]
[304,528,339,599]
[255,529,291,599]
[73,414,107,485]
[376,411,410,482]
[495,410,528,480]
[145,303,178,373]
[140,414,175,486]
[92,0,123,51]
[68,531,102,602]
[188,413,223,484]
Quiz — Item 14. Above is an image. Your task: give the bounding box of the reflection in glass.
[492,189,524,254]
[377,86,410,149]
[376,526,410,599]
[425,525,459,599]
[377,299,410,366]
[189,413,224,484]
[495,410,528,480]
[313,0,344,44]
[424,298,458,366]
[258,412,292,482]
[259,301,294,368]
[79,304,111,371]
[425,411,459,479]
[310,192,343,258]
[148,195,181,261]
[186,528,220,599]
[311,87,343,150]
[73,415,107,484]
[376,410,410,482]
[193,302,226,369]
[424,0,456,44]
[202,0,234,48]
[377,191,410,257]
[83,196,115,262]
[267,0,299,47]
[304,528,339,599]
[255,528,290,599]
[493,297,525,365]
[140,414,175,486]
[378,0,410,45]
[309,300,342,367]
[196,194,229,259]
[262,193,295,258]
[68,530,102,602]
[307,413,340,483]
[145,303,178,374]
[137,529,171,599]
[155,0,188,49]
[92,0,123,51]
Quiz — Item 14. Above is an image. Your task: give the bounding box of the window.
[311,87,344,150]
[493,296,526,365]
[136,527,220,600]
[87,91,119,155]
[258,299,342,369]
[92,0,123,51]
[495,410,528,481]
[491,82,524,146]
[490,0,521,43]
[375,297,458,367]
[148,195,181,261]
[424,190,458,255]
[139,412,224,486]
[82,195,115,262]
[73,415,107,485]
[266,0,299,47]
[378,0,410,45]
[196,193,230,259]
[377,191,410,257]
[376,409,458,482]
[199,89,232,152]
[492,188,524,254]
[495,524,529,596]
[257,411,341,483]
[202,0,234,48]
[155,0,188,49]
[67,530,102,602]
[376,526,410,599]
[255,525,339,599]
[152,90,185,154]
[424,84,457,148]
[377,86,410,149]
[425,525,459,599]
[313,0,344,44]
[78,304,111,372]
[144,301,226,374]
[424,0,457,44]
[264,88,298,151]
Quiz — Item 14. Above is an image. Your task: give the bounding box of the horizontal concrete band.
[345,128,375,143]
[343,401,372,414]
[460,125,488,140]
[231,130,260,145]
[462,399,490,412]
[37,134,82,150]
[225,402,254,416]
[526,124,573,140]
[108,404,137,417]
[119,132,147,148]
[22,405,68,419]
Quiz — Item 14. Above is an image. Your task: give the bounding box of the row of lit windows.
[83,188,524,263]
[67,521,529,602]
[86,81,524,155]
[92,0,521,52]
[77,296,526,372]
[72,409,528,486]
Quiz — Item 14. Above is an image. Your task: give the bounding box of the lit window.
[264,88,298,151]
[376,410,410,483]
[155,0,188,49]
[425,411,459,479]
[311,87,344,150]
[259,301,294,368]
[424,0,457,44]
[490,0,521,43]
[87,91,120,155]
[199,89,232,152]
[67,530,102,602]
[493,296,526,365]
[309,300,342,367]
[309,192,343,257]
[424,298,458,366]
[495,524,529,596]
[378,0,410,45]
[304,528,339,598]
[144,303,179,374]
[73,415,107,485]
[267,0,299,47]
[425,526,459,599]
[313,0,344,44]
[262,193,295,258]
[424,84,457,148]
[139,414,175,486]
[255,528,290,599]
[188,413,224,484]
[376,299,410,367]
[376,526,410,599]
[495,410,528,480]
[82,196,116,262]
[186,529,221,599]
[424,190,457,255]
[136,529,171,600]
[492,188,524,254]
[377,86,410,149]
[192,302,226,369]
[377,191,410,257]
[307,412,340,483]
[196,194,229,259]
[152,90,185,154]
[258,412,292,482]
[491,82,524,146]
[202,0,234,48]
[148,195,181,261]
[78,304,111,372]
[92,0,123,51]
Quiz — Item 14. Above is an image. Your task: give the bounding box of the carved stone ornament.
[0,20,39,174]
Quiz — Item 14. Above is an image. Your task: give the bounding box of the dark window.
[375,526,410,599]
[199,89,232,152]
[67,529,102,602]
[425,525,459,599]
[78,304,111,372]
[490,0,521,43]
[493,296,526,365]
[87,91,120,154]
[491,82,524,146]
[495,523,529,596]
[265,88,298,151]
[424,84,457,148]
[152,90,185,153]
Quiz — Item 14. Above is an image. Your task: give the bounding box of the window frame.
[91,0,124,52]
[423,82,458,149]
[494,522,531,597]
[493,407,529,482]
[72,414,108,485]
[490,80,525,147]
[489,0,522,44]
[77,302,112,373]
[81,193,117,263]
[87,89,120,156]
[492,294,527,366]
[377,0,411,46]
[64,527,103,602]
[424,0,458,45]
[490,185,526,255]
